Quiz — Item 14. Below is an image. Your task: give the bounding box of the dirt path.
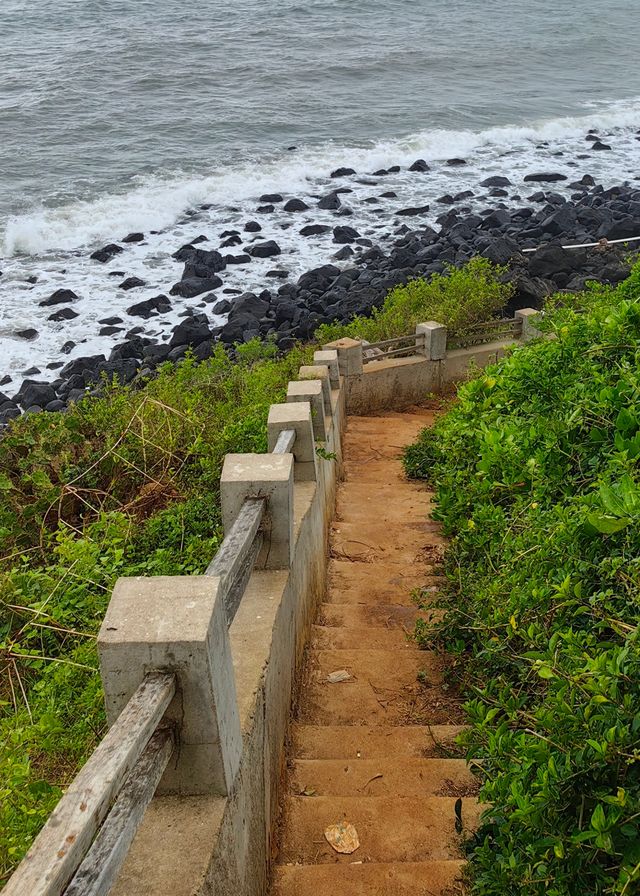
[270,408,478,896]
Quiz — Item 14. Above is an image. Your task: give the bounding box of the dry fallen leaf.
[324,821,360,854]
[326,669,351,683]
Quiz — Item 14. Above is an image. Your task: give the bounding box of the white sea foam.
[0,100,639,394]
[3,98,640,258]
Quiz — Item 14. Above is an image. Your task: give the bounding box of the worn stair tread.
[317,603,429,630]
[289,758,478,797]
[309,622,414,650]
[291,724,466,760]
[271,860,465,896]
[325,560,440,604]
[335,485,432,521]
[306,647,435,686]
[331,519,442,563]
[278,795,481,864]
[297,650,462,726]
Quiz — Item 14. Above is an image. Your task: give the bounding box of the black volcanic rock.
[90,243,124,263]
[16,380,57,410]
[119,277,146,290]
[300,224,331,236]
[127,295,172,319]
[283,199,309,212]
[330,167,356,177]
[480,175,512,187]
[524,172,568,183]
[397,205,430,216]
[170,276,222,298]
[248,240,281,258]
[318,192,341,210]
[409,159,430,172]
[40,288,79,307]
[333,226,360,244]
[48,307,79,322]
[169,315,213,348]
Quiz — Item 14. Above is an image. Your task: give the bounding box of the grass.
[403,263,640,895]
[0,259,513,883]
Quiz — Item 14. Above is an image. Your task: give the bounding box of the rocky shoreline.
[2,145,640,425]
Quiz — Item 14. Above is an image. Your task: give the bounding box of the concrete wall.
[344,338,515,414]
[106,324,535,896]
[111,385,346,896]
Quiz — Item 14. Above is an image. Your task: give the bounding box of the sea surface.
[1,0,640,384]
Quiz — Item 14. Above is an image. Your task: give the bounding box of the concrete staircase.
[270,409,479,896]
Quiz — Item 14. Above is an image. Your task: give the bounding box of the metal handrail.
[366,333,425,350]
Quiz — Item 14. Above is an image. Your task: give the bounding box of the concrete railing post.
[298,365,332,413]
[287,380,326,440]
[221,453,294,569]
[312,349,340,389]
[322,337,363,377]
[515,308,542,341]
[99,575,242,796]
[267,402,317,482]
[416,321,447,360]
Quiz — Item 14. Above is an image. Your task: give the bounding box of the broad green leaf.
[586,512,631,534]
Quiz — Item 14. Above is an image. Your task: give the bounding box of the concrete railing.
[5,347,344,896]
[332,308,540,414]
[5,310,542,896]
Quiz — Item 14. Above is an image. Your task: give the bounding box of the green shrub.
[404,266,640,895]
[316,257,513,344]
[0,259,511,883]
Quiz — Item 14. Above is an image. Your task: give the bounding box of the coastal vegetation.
[0,259,511,883]
[404,263,640,894]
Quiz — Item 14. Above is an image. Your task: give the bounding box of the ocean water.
[1,0,640,385]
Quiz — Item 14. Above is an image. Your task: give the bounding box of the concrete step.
[277,795,481,864]
[309,623,414,650]
[325,560,441,604]
[297,649,464,726]
[343,458,419,482]
[291,725,466,760]
[271,860,465,896]
[289,758,478,798]
[317,602,425,631]
[305,648,433,689]
[336,481,432,520]
[330,520,442,565]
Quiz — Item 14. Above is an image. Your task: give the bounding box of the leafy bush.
[0,259,510,882]
[403,264,640,895]
[316,257,512,344]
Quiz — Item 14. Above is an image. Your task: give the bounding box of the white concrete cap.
[416,321,447,360]
[313,349,340,388]
[99,575,242,796]
[267,402,317,482]
[298,364,332,413]
[221,453,294,569]
[287,380,326,440]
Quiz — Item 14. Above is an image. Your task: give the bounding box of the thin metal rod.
[366,333,424,350]
[378,345,422,359]
[523,234,640,252]
[272,428,296,454]
[64,728,175,896]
